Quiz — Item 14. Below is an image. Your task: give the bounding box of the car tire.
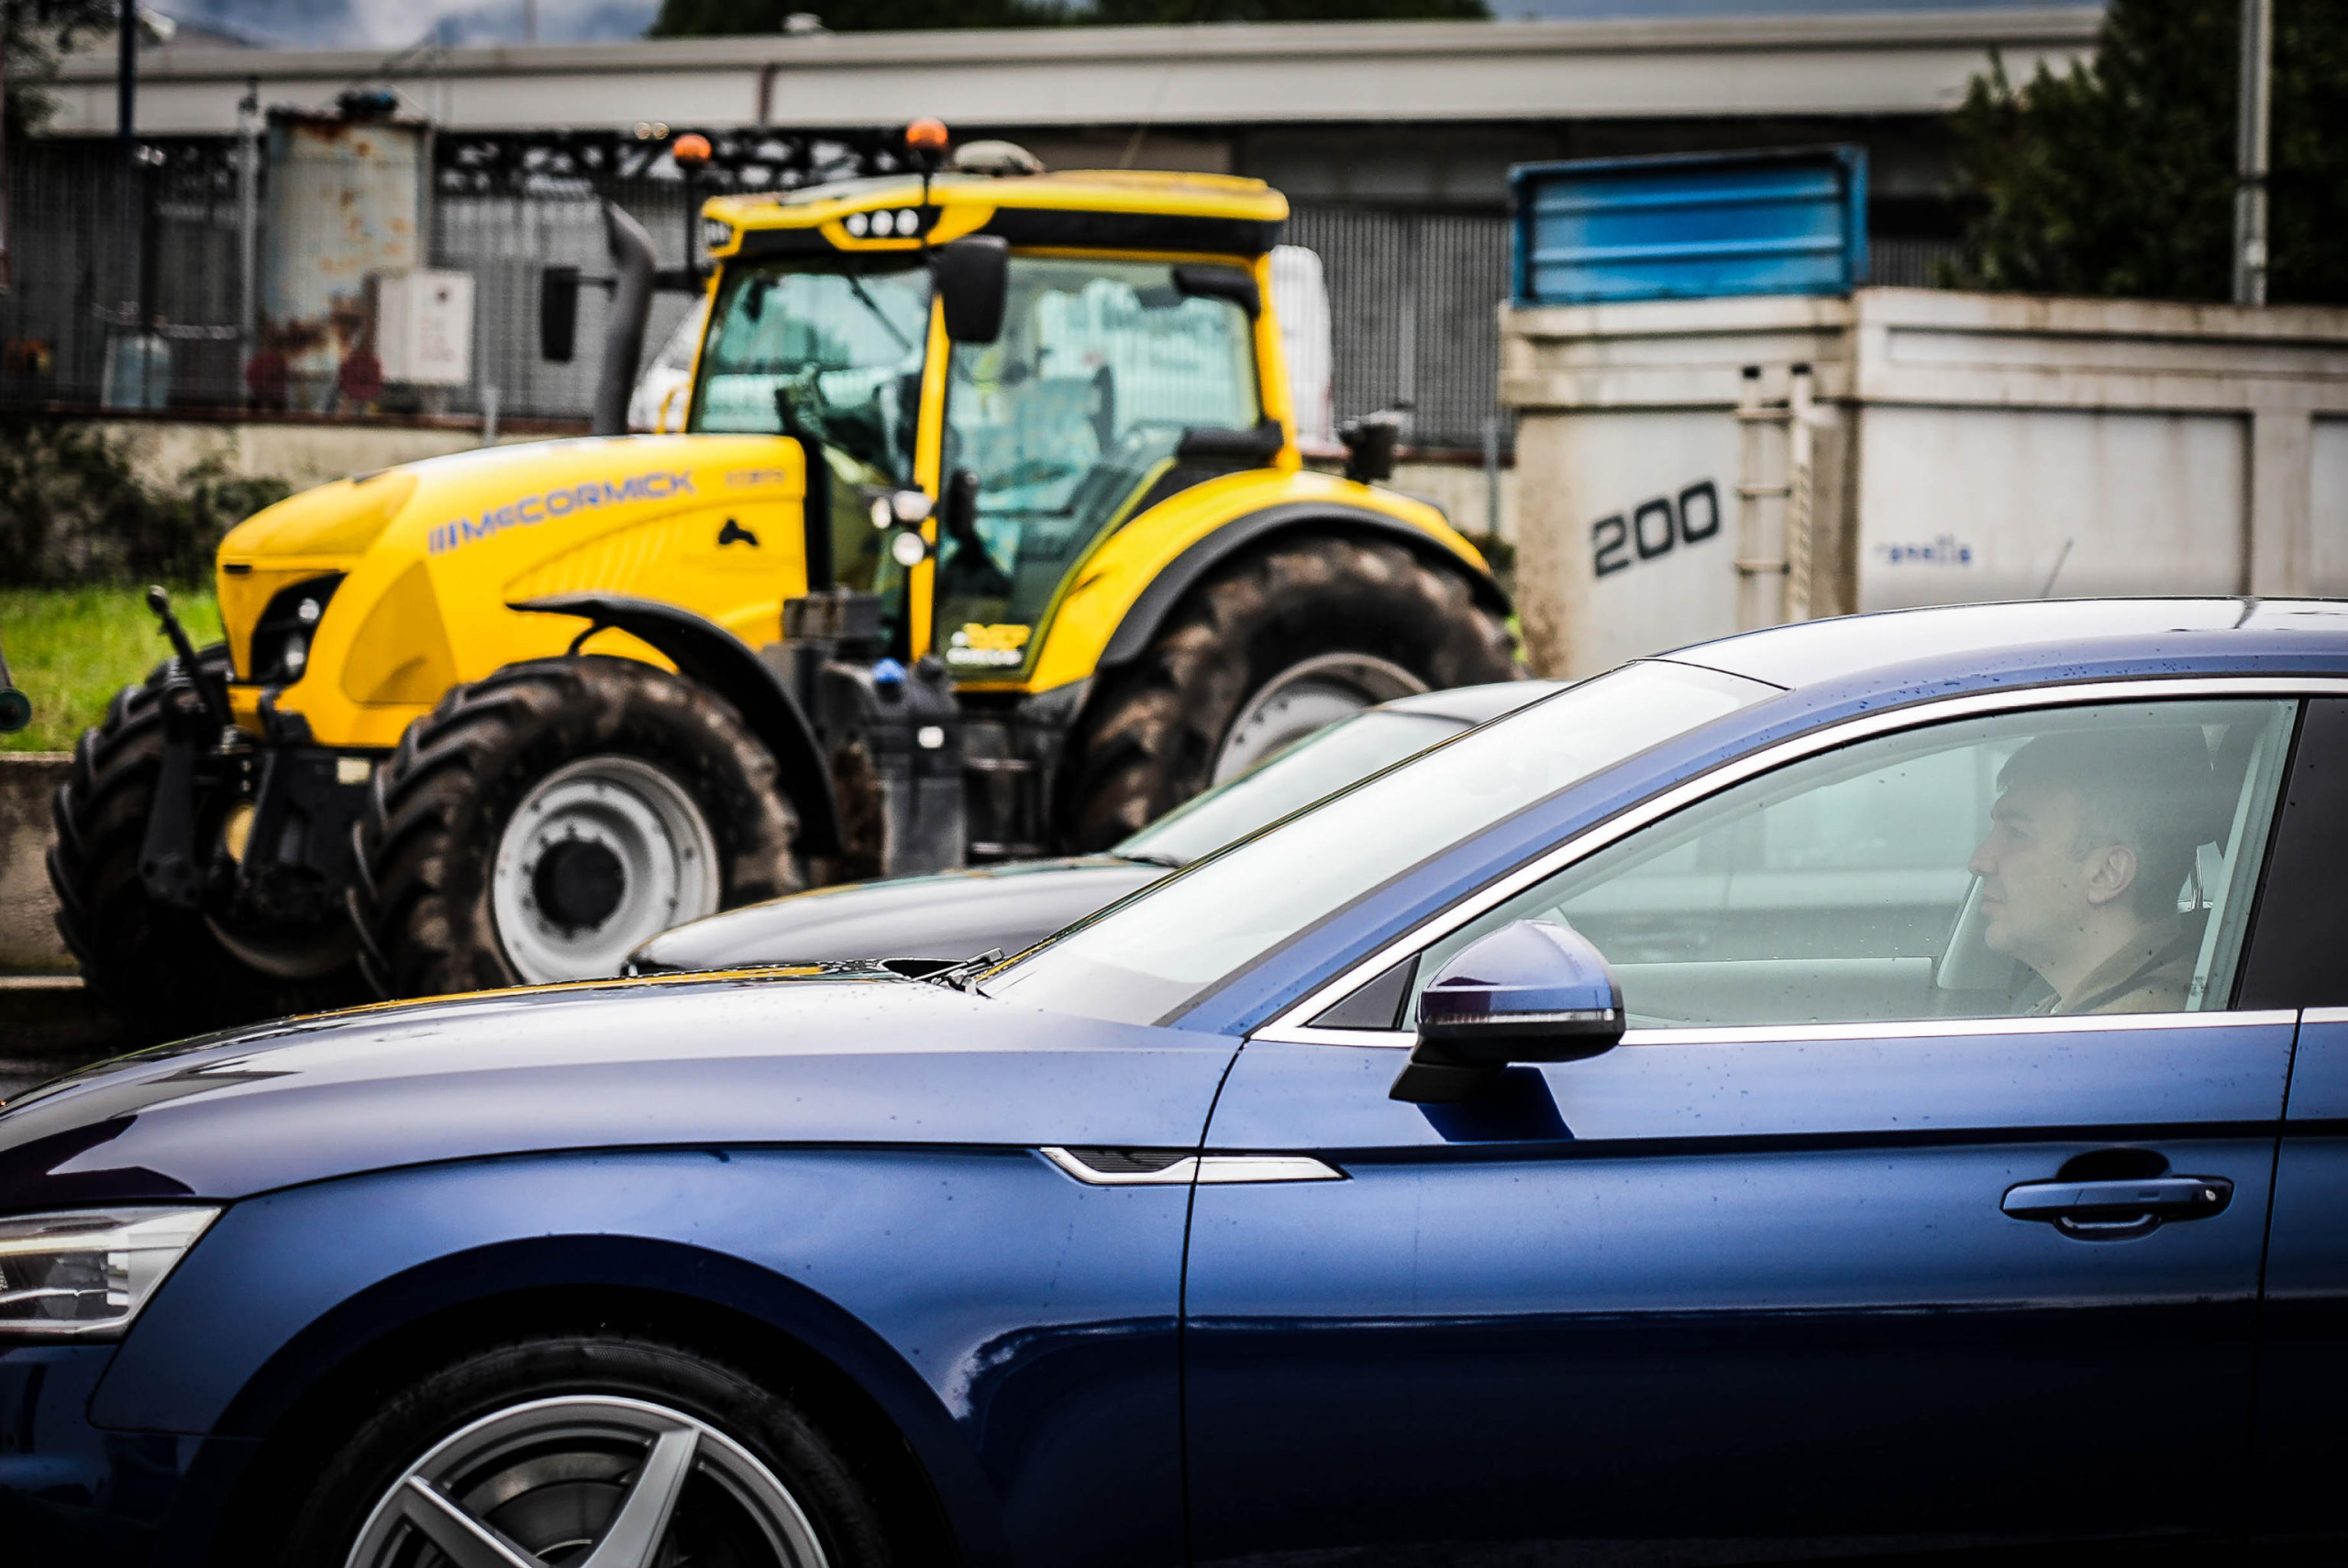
[349,656,801,999]
[1059,535,1520,849]
[46,647,362,1039]
[280,1333,892,1568]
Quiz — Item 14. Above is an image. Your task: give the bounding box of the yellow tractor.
[50,129,1517,1031]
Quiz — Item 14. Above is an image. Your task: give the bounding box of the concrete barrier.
[0,753,72,974]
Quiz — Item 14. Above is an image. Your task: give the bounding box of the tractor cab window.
[692,259,931,602]
[936,257,1262,678]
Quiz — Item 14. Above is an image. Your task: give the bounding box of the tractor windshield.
[692,258,931,599]
[935,256,1262,678]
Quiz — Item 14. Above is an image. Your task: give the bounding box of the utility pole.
[238,77,259,399]
[116,0,138,323]
[2232,0,2272,306]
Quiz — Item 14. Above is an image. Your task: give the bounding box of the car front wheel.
[283,1335,890,1568]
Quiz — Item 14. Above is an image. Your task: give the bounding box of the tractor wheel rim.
[342,1393,827,1568]
[492,755,720,985]
[1212,652,1426,785]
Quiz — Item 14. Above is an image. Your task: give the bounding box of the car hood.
[629,857,1167,972]
[0,972,1236,1206]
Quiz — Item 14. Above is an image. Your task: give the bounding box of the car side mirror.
[540,264,581,363]
[932,236,1009,345]
[1389,920,1623,1104]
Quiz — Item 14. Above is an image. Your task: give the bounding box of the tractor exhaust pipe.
[593,201,658,437]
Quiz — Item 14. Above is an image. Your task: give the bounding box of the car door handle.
[2002,1176,2233,1237]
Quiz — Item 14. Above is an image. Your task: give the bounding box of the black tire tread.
[1059,535,1519,849]
[349,656,801,999]
[45,647,358,1039]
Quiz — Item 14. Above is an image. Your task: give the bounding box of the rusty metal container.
[257,109,426,412]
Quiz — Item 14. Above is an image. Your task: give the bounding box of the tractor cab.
[648,159,1297,690]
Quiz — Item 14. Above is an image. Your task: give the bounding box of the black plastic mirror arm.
[1390,1044,1501,1104]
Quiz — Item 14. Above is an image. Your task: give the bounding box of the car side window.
[1406,699,2298,1030]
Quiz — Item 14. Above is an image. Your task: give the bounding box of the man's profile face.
[1968,780,2103,966]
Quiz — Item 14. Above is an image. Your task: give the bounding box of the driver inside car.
[1968,731,2221,1015]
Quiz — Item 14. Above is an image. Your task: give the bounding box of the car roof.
[1378,679,1569,724]
[1663,598,2348,690]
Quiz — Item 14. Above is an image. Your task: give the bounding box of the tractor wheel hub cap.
[493,756,720,984]
[1213,652,1426,784]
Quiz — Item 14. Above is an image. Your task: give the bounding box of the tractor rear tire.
[47,648,363,1041]
[1060,535,1520,850]
[349,656,801,999]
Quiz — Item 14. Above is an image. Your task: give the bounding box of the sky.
[158,0,2092,50]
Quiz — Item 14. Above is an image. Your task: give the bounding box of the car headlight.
[0,1207,218,1337]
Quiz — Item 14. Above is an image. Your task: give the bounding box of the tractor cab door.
[692,255,936,655]
[930,254,1274,686]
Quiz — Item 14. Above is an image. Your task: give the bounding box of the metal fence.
[0,138,1959,448]
[434,181,699,423]
[1286,204,1511,452]
[0,139,249,409]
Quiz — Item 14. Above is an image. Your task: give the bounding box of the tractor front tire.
[349,657,801,999]
[1061,535,1520,850]
[47,649,362,1041]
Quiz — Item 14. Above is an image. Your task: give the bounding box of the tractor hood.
[0,972,1235,1207]
[214,434,811,743]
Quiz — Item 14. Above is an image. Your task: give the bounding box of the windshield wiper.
[1114,850,1186,869]
[925,948,1005,991]
[843,270,918,356]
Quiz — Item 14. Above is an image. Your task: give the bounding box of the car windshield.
[691,258,931,603]
[984,660,1774,1024]
[1115,710,1472,867]
[936,257,1261,679]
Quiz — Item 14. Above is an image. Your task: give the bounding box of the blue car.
[6,597,2347,1565]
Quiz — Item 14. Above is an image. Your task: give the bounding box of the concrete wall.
[0,755,72,974]
[1502,287,2348,678]
[88,416,574,494]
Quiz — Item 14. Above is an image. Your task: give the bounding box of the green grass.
[0,586,223,753]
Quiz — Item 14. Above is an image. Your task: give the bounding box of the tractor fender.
[508,593,842,855]
[1095,502,1511,670]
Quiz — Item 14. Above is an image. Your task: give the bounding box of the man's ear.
[2084,843,2139,907]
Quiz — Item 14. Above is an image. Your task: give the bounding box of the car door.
[2243,697,2348,1546]
[1184,687,2304,1566]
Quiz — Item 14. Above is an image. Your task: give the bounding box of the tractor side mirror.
[932,237,1009,345]
[1339,412,1401,485]
[540,264,581,363]
[1389,920,1624,1104]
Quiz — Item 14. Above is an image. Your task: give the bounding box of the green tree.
[1947,0,2348,304]
[5,1,118,141]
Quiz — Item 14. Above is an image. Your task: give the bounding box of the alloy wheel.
[343,1394,828,1568]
